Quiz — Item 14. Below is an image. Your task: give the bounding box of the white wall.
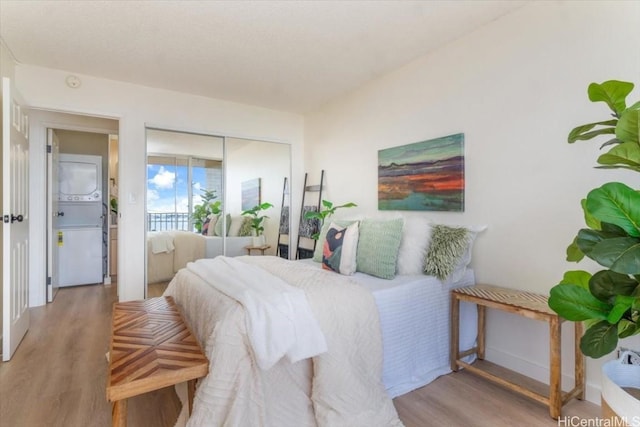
[304,1,640,402]
[16,66,305,302]
[226,137,291,254]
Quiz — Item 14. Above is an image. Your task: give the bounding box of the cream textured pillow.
[228,216,243,237]
[207,214,219,236]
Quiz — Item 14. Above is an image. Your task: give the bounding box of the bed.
[164,255,477,426]
[147,231,253,283]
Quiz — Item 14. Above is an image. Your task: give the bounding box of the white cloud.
[147,188,159,202]
[148,166,175,189]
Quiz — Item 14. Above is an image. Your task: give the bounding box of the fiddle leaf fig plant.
[193,189,221,233]
[548,80,640,358]
[304,199,357,240]
[242,202,274,236]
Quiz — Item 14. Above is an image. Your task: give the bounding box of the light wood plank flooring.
[0,283,600,427]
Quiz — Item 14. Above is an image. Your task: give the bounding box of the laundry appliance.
[57,154,105,287]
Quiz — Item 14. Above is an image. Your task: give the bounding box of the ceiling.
[0,1,527,114]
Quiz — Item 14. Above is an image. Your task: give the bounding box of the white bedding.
[298,259,477,398]
[166,256,402,427]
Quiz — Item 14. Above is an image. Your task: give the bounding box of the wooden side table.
[107,296,208,427]
[450,284,585,419]
[244,244,271,255]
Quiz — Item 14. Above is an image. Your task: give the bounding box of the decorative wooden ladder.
[296,170,324,259]
[276,177,290,259]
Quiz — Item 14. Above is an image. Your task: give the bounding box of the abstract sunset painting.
[378,133,464,211]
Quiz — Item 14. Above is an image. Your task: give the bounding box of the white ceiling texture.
[0,1,527,113]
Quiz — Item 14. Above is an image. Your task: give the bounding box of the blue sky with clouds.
[147,164,207,213]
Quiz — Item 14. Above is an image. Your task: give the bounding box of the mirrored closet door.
[145,129,291,297]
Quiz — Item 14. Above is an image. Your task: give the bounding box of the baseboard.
[485,346,600,404]
[103,276,112,285]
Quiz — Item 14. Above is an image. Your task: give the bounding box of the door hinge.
[47,277,52,285]
[3,215,9,223]
[47,145,52,153]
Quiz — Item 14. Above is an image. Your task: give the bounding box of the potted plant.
[192,189,221,233]
[242,202,274,246]
[547,80,639,418]
[304,199,357,240]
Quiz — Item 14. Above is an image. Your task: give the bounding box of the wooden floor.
[0,282,600,427]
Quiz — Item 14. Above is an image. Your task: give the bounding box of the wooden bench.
[106,296,208,427]
[450,284,585,419]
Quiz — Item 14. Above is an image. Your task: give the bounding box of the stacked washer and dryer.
[57,154,106,287]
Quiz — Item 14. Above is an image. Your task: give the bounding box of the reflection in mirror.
[146,129,224,297]
[145,130,291,298]
[225,137,290,258]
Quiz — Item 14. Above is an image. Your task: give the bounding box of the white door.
[47,129,60,302]
[2,77,30,361]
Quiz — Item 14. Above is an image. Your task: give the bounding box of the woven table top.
[453,284,556,316]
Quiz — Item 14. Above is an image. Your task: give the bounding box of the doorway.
[27,109,119,307]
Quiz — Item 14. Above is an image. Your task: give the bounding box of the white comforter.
[164,256,403,427]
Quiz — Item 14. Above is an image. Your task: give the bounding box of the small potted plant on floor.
[547,80,639,419]
[242,202,274,246]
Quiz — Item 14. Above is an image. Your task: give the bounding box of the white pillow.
[228,215,244,237]
[207,214,219,236]
[444,224,487,283]
[396,216,432,275]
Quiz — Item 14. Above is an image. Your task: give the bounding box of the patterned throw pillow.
[355,218,404,279]
[239,216,254,237]
[322,222,359,275]
[201,217,211,235]
[313,219,356,262]
[423,224,471,281]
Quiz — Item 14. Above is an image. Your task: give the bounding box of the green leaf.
[585,182,640,237]
[600,138,623,149]
[597,141,640,170]
[548,284,612,321]
[589,237,640,274]
[607,295,636,323]
[568,120,618,143]
[616,109,640,144]
[576,229,603,256]
[559,270,592,290]
[566,238,585,262]
[589,270,639,301]
[581,198,600,230]
[588,80,634,115]
[580,320,619,358]
[576,226,627,257]
[618,319,639,338]
[322,200,333,209]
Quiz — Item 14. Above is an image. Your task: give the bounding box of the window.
[147,155,222,232]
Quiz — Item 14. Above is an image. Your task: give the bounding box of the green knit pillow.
[424,224,470,281]
[355,218,404,279]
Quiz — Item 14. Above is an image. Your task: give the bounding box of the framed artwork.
[241,178,261,211]
[378,133,464,212]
